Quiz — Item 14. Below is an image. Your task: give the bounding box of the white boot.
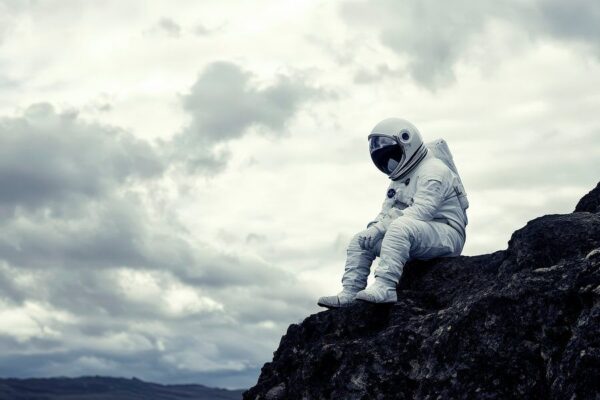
[355,279,397,304]
[317,288,360,309]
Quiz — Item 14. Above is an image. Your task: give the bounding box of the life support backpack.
[425,139,469,210]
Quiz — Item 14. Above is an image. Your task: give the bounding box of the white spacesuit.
[318,118,468,307]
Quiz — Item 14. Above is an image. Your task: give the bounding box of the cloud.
[0,103,164,217]
[155,17,182,37]
[169,61,327,172]
[245,233,267,245]
[0,102,316,389]
[194,23,225,36]
[339,0,600,89]
[339,0,500,88]
[4,0,597,391]
[531,0,600,49]
[354,64,403,84]
[146,17,223,39]
[0,1,17,45]
[0,261,308,387]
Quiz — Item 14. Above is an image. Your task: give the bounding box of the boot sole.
[355,298,397,304]
[317,300,356,309]
[317,302,352,309]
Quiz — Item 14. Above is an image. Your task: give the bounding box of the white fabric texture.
[354,279,398,303]
[368,152,468,235]
[342,152,467,289]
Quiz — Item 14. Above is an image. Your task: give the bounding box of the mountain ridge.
[244,182,600,400]
[0,376,244,400]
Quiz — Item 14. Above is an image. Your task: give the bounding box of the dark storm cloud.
[0,261,305,388]
[0,101,313,389]
[0,336,262,388]
[0,195,179,271]
[0,189,287,293]
[340,0,600,89]
[0,102,303,303]
[169,61,327,172]
[0,103,164,216]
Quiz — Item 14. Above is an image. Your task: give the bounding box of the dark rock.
[244,181,600,400]
[575,181,600,213]
[265,383,286,400]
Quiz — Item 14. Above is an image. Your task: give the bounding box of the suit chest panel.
[386,177,418,208]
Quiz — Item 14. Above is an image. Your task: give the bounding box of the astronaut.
[318,118,468,307]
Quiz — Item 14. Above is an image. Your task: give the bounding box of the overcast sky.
[0,0,599,390]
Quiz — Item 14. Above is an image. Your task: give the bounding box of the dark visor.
[369,135,403,175]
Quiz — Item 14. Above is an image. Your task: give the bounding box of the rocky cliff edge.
[244,182,600,400]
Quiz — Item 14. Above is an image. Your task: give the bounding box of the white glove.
[358,225,384,250]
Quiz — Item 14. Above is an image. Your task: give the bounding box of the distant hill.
[0,376,243,400]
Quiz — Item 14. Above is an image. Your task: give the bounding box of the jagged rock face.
[244,182,600,400]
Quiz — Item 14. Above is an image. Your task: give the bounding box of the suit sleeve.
[367,196,405,232]
[367,200,389,231]
[366,187,396,231]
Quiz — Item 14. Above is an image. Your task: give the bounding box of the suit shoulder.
[419,156,451,179]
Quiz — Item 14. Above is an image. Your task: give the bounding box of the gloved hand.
[358,225,384,250]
